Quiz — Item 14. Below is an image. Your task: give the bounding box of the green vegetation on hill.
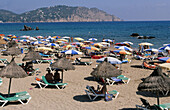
[0,5,122,23]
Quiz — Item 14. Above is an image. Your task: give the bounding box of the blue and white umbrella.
[103,39,113,42]
[96,57,122,64]
[61,50,82,55]
[19,39,30,42]
[88,38,97,41]
[114,46,133,51]
[159,45,170,50]
[144,48,162,53]
[45,43,59,47]
[31,41,43,45]
[41,39,50,42]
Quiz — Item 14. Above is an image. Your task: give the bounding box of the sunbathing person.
[54,70,61,82]
[90,85,107,94]
[45,68,54,83]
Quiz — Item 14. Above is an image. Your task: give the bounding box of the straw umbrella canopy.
[91,58,122,98]
[22,47,42,61]
[0,58,27,96]
[4,47,21,58]
[7,40,18,48]
[50,57,75,82]
[0,38,7,45]
[137,67,170,105]
[91,58,122,78]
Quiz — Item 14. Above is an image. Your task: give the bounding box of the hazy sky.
[1,0,170,21]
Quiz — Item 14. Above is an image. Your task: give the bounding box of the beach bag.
[105,93,113,101]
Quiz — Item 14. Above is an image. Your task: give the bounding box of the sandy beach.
[0,45,169,110]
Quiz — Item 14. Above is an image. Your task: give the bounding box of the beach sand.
[0,47,170,110]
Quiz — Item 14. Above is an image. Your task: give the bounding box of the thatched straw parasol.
[50,57,75,82]
[22,47,42,61]
[138,67,170,105]
[0,58,27,96]
[7,40,18,48]
[4,47,21,57]
[0,38,7,45]
[90,58,122,99]
[91,58,122,78]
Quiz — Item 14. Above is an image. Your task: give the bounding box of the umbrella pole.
[61,70,63,83]
[8,78,12,97]
[157,91,160,106]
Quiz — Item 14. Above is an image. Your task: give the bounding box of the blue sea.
[0,21,170,49]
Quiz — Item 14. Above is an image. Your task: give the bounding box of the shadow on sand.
[73,95,103,102]
[131,65,143,69]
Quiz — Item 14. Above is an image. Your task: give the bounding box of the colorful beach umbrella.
[144,49,162,53]
[61,50,82,55]
[113,50,132,55]
[114,46,133,51]
[74,37,84,41]
[96,57,122,64]
[36,36,43,39]
[123,41,133,45]
[45,43,59,47]
[31,41,43,45]
[103,39,113,42]
[82,46,100,51]
[37,47,53,51]
[62,36,70,39]
[158,57,170,63]
[88,38,97,41]
[139,42,153,46]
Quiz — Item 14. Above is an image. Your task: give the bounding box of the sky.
[0,0,170,21]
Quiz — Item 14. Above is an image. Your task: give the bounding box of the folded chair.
[85,85,119,100]
[0,92,31,107]
[36,76,68,89]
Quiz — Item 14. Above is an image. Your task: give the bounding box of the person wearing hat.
[45,68,54,83]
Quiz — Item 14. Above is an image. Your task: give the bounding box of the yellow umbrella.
[94,43,104,47]
[37,47,53,51]
[57,39,68,42]
[158,63,170,70]
[74,37,84,41]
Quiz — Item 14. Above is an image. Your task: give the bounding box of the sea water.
[0,21,170,49]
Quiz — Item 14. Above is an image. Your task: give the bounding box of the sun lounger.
[0,78,2,86]
[106,77,122,85]
[136,98,170,110]
[116,75,130,84]
[85,85,119,100]
[36,59,53,64]
[0,59,9,66]
[36,76,68,89]
[72,58,92,65]
[0,92,31,107]
[39,53,53,58]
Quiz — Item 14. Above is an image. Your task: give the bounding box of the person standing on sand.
[71,37,73,42]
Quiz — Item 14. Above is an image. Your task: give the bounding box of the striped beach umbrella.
[158,57,170,63]
[144,49,162,53]
[82,46,100,51]
[61,50,82,55]
[113,50,132,55]
[114,46,133,51]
